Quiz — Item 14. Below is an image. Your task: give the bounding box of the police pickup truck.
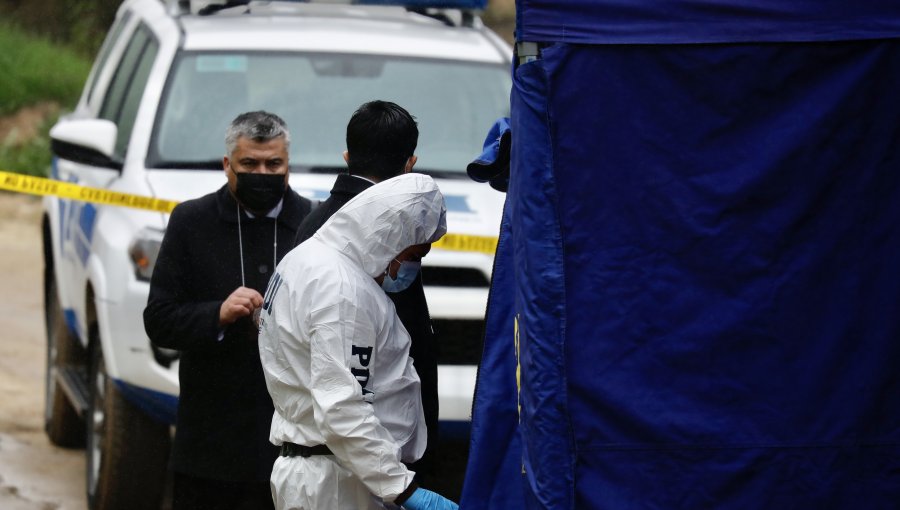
[41,0,509,507]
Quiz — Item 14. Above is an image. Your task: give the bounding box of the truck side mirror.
[50,118,122,171]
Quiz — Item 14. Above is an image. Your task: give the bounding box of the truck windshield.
[148,51,511,175]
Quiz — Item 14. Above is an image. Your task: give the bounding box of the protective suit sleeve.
[307,302,415,502]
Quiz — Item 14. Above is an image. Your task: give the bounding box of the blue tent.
[462,2,900,508]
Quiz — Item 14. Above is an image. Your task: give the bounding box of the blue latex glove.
[401,488,459,510]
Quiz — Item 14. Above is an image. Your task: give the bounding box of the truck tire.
[44,276,86,447]
[86,333,170,510]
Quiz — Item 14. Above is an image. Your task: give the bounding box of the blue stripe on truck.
[113,379,178,426]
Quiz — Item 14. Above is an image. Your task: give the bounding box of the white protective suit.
[258,173,447,510]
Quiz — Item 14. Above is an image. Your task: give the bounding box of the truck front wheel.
[86,331,170,510]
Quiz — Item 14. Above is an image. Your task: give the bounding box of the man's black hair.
[346,100,418,181]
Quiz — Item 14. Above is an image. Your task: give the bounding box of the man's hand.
[219,286,263,326]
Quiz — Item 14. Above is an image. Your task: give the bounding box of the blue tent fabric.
[458,199,526,510]
[516,0,900,44]
[463,4,900,508]
[506,56,575,509]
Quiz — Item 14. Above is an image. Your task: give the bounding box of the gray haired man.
[144,111,312,510]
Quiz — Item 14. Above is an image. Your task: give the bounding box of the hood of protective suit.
[313,173,447,277]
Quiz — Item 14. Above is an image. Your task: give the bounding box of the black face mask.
[233,171,287,213]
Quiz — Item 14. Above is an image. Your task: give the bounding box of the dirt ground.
[0,192,86,510]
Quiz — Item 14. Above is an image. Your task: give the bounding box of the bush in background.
[0,23,91,115]
[0,118,54,177]
[0,0,118,56]
[0,23,90,176]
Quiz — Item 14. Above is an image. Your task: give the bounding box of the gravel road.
[0,192,86,510]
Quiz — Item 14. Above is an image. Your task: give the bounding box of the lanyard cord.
[236,203,278,288]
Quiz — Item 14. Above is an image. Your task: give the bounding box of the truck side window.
[86,10,134,108]
[99,24,159,158]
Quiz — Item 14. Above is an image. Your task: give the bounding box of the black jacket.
[144,184,311,481]
[294,173,440,478]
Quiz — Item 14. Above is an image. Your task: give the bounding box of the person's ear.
[404,155,417,173]
[343,151,350,165]
[223,155,231,173]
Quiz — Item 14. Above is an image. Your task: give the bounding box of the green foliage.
[0,116,55,177]
[0,0,119,57]
[0,23,89,176]
[0,22,91,115]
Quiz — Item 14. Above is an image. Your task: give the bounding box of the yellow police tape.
[432,232,498,255]
[0,170,499,254]
[0,170,178,213]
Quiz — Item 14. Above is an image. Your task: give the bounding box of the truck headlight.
[129,227,165,282]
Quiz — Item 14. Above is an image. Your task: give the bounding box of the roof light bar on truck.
[333,0,487,8]
[167,0,487,16]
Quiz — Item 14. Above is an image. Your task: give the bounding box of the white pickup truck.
[41,0,510,507]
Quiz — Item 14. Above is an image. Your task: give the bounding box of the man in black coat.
[293,100,440,483]
[144,111,311,509]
